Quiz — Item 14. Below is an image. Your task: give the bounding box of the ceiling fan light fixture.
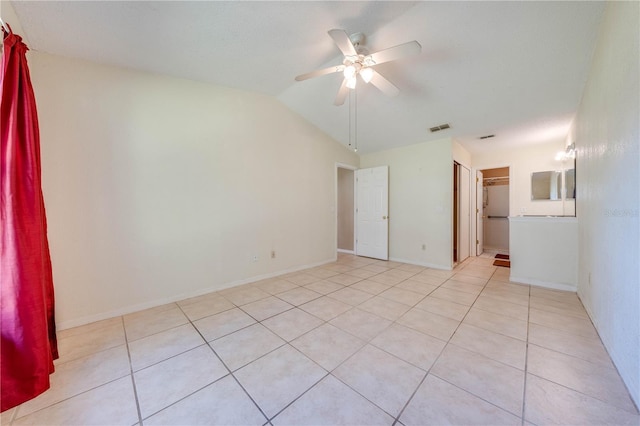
[343,65,356,79]
[555,143,576,162]
[360,67,373,83]
[295,29,421,105]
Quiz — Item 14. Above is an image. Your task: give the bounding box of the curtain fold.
[1,26,58,412]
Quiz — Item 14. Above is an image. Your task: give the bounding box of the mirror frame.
[565,168,576,200]
[531,170,562,201]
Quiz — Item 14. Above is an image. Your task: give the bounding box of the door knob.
[383,215,388,220]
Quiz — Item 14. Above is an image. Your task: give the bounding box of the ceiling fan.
[295,29,421,106]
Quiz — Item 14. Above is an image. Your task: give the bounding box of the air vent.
[479,134,495,140]
[429,123,451,133]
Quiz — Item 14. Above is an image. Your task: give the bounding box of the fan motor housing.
[349,32,368,54]
[349,32,365,46]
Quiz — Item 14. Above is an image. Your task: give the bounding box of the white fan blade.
[368,40,421,65]
[334,78,349,106]
[369,70,400,97]
[295,65,345,81]
[328,29,357,57]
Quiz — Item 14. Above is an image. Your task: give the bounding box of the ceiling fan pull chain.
[354,87,358,153]
[348,89,352,148]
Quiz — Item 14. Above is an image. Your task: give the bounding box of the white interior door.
[476,170,484,255]
[356,166,389,260]
[459,165,471,261]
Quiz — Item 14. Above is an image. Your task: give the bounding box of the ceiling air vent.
[479,134,495,140]
[430,123,451,133]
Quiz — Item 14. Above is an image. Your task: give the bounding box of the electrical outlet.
[251,254,258,262]
[271,250,276,259]
[421,244,426,250]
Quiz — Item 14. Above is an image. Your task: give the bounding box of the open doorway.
[479,167,510,259]
[337,165,355,254]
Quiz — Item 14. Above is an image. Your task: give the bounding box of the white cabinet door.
[356,166,389,260]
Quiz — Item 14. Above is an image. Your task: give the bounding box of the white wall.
[573,1,639,407]
[29,52,358,328]
[452,140,471,168]
[360,138,453,269]
[473,139,575,217]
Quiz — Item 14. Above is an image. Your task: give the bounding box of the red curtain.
[1,27,58,412]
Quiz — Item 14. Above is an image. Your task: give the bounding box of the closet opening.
[479,167,510,259]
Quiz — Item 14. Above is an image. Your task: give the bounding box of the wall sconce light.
[555,143,576,162]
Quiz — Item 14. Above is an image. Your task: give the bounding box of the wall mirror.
[565,168,576,200]
[531,171,561,201]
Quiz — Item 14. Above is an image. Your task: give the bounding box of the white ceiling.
[10,1,605,154]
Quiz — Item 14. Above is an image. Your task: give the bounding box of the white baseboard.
[389,257,452,271]
[509,276,577,292]
[337,249,355,254]
[56,258,336,330]
[483,246,509,253]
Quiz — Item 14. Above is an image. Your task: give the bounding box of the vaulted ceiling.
[9,1,605,154]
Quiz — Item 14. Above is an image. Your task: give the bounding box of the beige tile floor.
[3,253,639,425]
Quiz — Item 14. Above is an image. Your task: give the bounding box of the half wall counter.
[509,216,578,291]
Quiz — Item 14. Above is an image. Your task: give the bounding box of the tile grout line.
[328,369,409,422]
[8,375,132,423]
[122,315,144,426]
[525,370,640,416]
[259,263,431,423]
[404,265,529,421]
[222,270,391,423]
[389,266,492,424]
[26,255,634,424]
[175,303,272,425]
[10,345,130,424]
[429,373,524,420]
[390,363,433,425]
[224,301,392,424]
[134,322,250,420]
[521,283,532,425]
[135,366,228,421]
[48,260,524,422]
[383,265,476,422]
[216,259,623,421]
[178,302,272,425]
[8,402,19,425]
[264,372,331,423]
[11,320,139,423]
[473,273,638,418]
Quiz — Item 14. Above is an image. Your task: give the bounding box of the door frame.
[459,164,471,262]
[335,162,357,256]
[476,169,484,256]
[453,162,471,265]
[471,163,512,257]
